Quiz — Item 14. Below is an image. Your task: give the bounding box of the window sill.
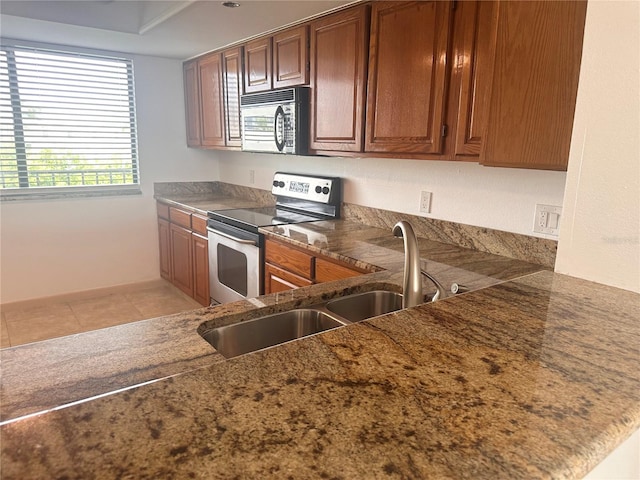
[0,185,142,202]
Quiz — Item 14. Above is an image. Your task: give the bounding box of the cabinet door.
[222,47,243,148]
[265,263,313,294]
[481,1,587,170]
[183,60,201,147]
[451,1,497,158]
[170,224,194,297]
[365,1,452,154]
[198,53,226,147]
[244,37,272,93]
[158,218,171,281]
[192,233,210,306]
[309,5,370,152]
[273,25,309,89]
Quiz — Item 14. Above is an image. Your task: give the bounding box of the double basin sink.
[200,290,409,359]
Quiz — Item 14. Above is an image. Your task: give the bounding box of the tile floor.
[0,280,203,348]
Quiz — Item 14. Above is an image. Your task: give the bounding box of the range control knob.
[278,181,285,188]
[315,185,322,194]
[273,180,279,187]
[322,186,330,195]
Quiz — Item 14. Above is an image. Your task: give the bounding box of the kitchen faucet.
[393,220,447,307]
[392,221,423,308]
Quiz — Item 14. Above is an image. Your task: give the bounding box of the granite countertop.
[1,195,639,478]
[1,272,638,479]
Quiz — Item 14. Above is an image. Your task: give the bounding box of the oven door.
[207,221,262,304]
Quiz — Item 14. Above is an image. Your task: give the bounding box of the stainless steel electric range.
[207,172,341,304]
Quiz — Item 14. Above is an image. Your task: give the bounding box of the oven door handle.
[207,227,257,246]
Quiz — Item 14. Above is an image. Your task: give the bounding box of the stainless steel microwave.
[240,87,309,155]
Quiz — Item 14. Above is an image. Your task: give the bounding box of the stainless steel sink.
[201,309,345,359]
[325,290,403,322]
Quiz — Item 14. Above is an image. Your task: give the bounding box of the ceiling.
[0,0,354,59]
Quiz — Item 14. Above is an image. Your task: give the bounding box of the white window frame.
[0,41,141,200]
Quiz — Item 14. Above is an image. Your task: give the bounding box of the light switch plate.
[534,204,562,235]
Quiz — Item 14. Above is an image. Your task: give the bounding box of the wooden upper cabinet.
[365,1,452,154]
[183,60,201,147]
[222,47,244,148]
[309,5,370,153]
[450,0,497,158]
[198,53,226,147]
[481,1,587,170]
[244,37,272,93]
[273,25,309,89]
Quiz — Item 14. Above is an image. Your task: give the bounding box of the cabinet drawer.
[265,239,314,279]
[156,202,170,220]
[316,257,364,283]
[169,207,192,229]
[191,214,208,236]
[265,262,313,294]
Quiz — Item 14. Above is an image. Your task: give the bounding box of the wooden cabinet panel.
[315,258,363,283]
[451,1,497,158]
[199,53,226,147]
[222,47,243,148]
[183,60,201,147]
[192,233,210,306]
[244,37,272,93]
[158,218,171,281]
[481,1,587,170]
[169,207,191,229]
[170,224,194,297]
[273,25,309,89]
[265,263,313,294]
[157,203,209,304]
[265,239,314,279]
[309,5,370,152]
[191,214,208,236]
[365,1,452,154]
[156,202,170,220]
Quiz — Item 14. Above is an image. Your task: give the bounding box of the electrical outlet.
[534,204,562,236]
[249,169,255,184]
[420,191,432,214]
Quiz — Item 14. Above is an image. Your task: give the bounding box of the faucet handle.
[450,283,469,294]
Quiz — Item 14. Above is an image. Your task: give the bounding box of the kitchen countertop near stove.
[153,181,276,215]
[1,199,639,477]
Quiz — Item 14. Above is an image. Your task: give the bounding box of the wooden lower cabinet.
[157,218,171,281]
[170,224,194,298]
[264,238,369,293]
[157,202,210,306]
[192,233,210,306]
[315,257,362,283]
[265,263,313,294]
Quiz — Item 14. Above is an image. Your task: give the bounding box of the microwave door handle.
[207,227,257,246]
[274,106,285,152]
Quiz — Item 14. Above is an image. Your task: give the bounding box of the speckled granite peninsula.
[1,187,638,479]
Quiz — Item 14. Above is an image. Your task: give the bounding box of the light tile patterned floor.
[0,281,203,348]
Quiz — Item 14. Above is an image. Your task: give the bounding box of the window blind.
[0,45,139,191]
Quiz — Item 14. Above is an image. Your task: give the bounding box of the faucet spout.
[392,221,423,308]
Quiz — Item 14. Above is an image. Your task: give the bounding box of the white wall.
[555,0,640,294]
[217,152,566,237]
[0,51,219,304]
